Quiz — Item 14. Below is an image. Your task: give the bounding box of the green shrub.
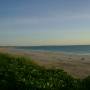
[0,53,90,90]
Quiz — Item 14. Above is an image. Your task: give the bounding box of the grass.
[0,53,90,90]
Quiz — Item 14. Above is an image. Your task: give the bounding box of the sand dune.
[0,47,90,78]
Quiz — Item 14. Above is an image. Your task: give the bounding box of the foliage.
[0,53,90,90]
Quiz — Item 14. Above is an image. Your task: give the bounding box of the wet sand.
[0,47,90,78]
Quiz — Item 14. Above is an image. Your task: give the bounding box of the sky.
[0,0,90,46]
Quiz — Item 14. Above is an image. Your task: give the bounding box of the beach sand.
[0,47,90,78]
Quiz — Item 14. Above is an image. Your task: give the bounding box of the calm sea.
[13,45,90,55]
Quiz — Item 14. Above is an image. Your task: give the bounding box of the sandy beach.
[0,47,90,78]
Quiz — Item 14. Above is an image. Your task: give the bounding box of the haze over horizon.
[0,0,90,46]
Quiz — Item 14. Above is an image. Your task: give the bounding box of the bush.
[0,53,90,90]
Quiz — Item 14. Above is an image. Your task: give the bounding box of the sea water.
[14,45,90,55]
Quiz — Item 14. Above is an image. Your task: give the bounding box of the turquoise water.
[14,45,90,55]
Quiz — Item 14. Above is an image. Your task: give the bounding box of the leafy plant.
[0,53,90,90]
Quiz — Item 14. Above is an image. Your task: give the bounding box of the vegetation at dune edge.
[0,53,90,90]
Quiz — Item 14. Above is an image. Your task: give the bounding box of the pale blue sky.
[0,0,90,46]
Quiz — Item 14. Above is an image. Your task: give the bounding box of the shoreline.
[0,47,90,78]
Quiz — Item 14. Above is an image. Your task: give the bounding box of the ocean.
[13,45,90,55]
